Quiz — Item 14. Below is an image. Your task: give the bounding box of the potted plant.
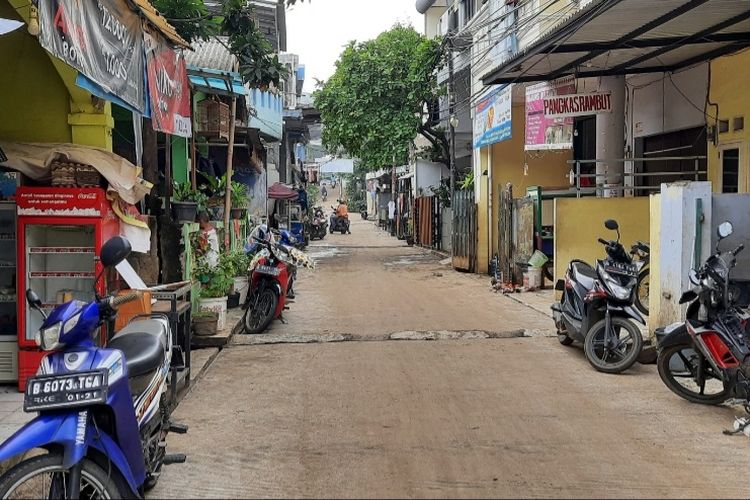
[172,181,207,223]
[230,181,248,220]
[226,249,251,305]
[202,174,228,221]
[192,309,219,336]
[194,255,234,330]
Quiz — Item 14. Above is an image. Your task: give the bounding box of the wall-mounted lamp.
[27,4,39,36]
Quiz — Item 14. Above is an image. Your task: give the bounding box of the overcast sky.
[286,0,424,93]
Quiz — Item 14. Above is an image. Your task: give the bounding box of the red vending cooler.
[16,187,119,390]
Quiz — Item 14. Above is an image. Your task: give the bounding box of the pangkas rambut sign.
[543,92,612,119]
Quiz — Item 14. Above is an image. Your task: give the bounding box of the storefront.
[0,0,191,388]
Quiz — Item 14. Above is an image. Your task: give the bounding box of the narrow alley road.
[153,218,750,498]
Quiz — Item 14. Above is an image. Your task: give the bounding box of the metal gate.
[452,189,476,272]
[414,196,441,249]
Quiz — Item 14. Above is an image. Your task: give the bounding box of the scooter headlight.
[63,313,81,335]
[600,268,631,301]
[37,322,63,351]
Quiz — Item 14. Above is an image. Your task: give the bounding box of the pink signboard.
[525,79,576,151]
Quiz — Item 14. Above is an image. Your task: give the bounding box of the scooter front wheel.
[584,316,643,373]
[244,288,278,334]
[0,453,129,499]
[657,344,730,405]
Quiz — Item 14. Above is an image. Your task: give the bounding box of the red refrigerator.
[16,187,119,391]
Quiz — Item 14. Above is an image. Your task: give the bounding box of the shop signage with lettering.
[38,0,145,112]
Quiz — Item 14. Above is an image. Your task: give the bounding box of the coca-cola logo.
[77,193,97,200]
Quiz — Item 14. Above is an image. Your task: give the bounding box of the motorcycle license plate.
[605,263,637,276]
[24,370,108,412]
[256,265,281,276]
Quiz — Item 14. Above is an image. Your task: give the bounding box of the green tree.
[152,0,218,43]
[313,25,447,172]
[154,0,288,88]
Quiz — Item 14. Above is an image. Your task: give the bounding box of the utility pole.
[447,32,456,197]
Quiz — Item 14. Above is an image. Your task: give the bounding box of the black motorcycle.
[309,207,328,241]
[552,219,645,373]
[656,221,750,406]
[329,206,351,235]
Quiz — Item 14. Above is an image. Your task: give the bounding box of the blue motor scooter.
[0,236,186,498]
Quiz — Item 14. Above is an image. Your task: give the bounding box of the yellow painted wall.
[553,197,651,284]
[708,50,750,193]
[490,105,572,256]
[0,2,71,143]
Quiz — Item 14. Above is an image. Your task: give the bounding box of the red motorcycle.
[242,238,295,334]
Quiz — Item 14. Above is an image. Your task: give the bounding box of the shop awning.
[482,0,750,85]
[188,67,247,97]
[268,182,299,200]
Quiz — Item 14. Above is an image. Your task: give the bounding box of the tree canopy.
[313,26,446,172]
[154,0,287,88]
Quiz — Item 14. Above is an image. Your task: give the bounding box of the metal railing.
[568,156,707,198]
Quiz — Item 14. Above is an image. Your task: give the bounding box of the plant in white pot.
[226,250,251,306]
[194,256,233,330]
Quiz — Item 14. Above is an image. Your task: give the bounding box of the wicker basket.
[50,161,102,188]
[196,99,230,140]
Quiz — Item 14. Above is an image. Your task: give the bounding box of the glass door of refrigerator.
[25,224,96,342]
[0,202,15,340]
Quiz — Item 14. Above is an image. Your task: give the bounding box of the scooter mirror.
[604,219,619,231]
[25,288,42,308]
[717,221,734,240]
[688,269,700,286]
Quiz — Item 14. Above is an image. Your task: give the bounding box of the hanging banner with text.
[38,0,145,112]
[145,32,192,138]
[525,79,576,151]
[474,85,512,149]
[543,92,612,119]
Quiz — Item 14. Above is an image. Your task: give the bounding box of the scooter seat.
[109,319,167,379]
[571,261,596,289]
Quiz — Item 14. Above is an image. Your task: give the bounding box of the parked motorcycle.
[276,228,307,249]
[631,241,650,316]
[309,207,328,241]
[552,219,645,373]
[242,237,293,334]
[329,206,351,235]
[0,236,187,498]
[656,221,750,406]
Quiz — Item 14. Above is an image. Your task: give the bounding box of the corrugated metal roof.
[185,37,237,72]
[482,0,750,85]
[131,0,190,48]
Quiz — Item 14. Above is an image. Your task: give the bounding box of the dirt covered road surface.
[151,218,750,498]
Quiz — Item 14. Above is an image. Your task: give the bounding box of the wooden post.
[190,97,198,190]
[223,96,238,250]
[165,135,172,214]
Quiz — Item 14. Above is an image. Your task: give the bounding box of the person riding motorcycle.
[330,199,351,234]
[321,185,328,201]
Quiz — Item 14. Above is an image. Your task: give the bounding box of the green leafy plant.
[459,171,475,190]
[221,0,289,89]
[230,181,248,208]
[306,184,319,206]
[314,25,447,172]
[193,254,234,299]
[152,0,218,43]
[224,249,250,277]
[173,181,209,212]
